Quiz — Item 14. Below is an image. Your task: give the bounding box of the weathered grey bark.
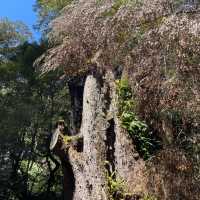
[70,74,110,200]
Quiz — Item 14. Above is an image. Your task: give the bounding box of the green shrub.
[116,78,157,160]
[107,171,126,199]
[104,161,127,200]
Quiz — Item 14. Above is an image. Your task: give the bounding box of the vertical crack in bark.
[105,119,116,175]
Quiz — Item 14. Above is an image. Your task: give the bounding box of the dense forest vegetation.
[0,0,200,200]
[0,3,71,199]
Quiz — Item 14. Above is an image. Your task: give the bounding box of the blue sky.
[0,0,41,41]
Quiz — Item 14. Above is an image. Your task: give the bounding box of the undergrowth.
[105,160,158,200]
[106,171,127,199]
[104,161,129,200]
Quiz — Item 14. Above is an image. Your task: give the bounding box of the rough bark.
[70,73,110,200]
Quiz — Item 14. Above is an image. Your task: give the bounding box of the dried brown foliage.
[37,0,199,137]
[147,147,200,199]
[37,0,172,73]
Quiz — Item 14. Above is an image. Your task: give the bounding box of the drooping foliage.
[37,0,199,134]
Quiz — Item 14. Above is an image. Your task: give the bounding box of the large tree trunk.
[66,71,146,200]
[52,71,200,200]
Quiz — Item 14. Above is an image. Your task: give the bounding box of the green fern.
[116,78,156,160]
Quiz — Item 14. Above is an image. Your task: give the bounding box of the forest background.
[0,1,73,199]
